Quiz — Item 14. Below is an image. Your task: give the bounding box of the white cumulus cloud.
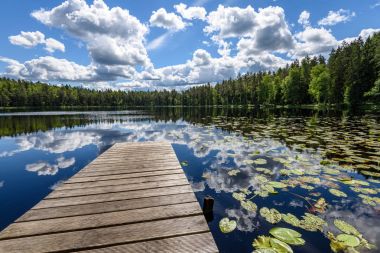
[298,10,310,27]
[32,0,150,67]
[204,5,294,53]
[149,8,186,31]
[174,3,207,20]
[9,31,65,53]
[318,9,355,26]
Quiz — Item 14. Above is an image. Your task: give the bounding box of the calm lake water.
[0,108,379,253]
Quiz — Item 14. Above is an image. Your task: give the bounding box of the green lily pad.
[260,207,282,224]
[281,213,301,227]
[269,227,305,246]
[241,200,257,212]
[270,238,293,253]
[329,189,347,197]
[334,220,361,237]
[269,181,288,188]
[219,217,237,233]
[180,161,189,166]
[336,234,360,247]
[252,249,277,253]
[232,192,246,201]
[299,213,326,232]
[254,158,268,165]
[252,235,272,249]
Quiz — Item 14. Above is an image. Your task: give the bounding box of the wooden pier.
[0,141,218,253]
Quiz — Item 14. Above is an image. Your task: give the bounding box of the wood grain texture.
[78,233,219,253]
[17,192,197,222]
[0,216,210,253]
[0,141,218,253]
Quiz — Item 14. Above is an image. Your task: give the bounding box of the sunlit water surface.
[0,108,379,253]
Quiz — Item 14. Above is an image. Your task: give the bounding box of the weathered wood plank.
[0,202,201,239]
[75,164,181,176]
[47,178,189,199]
[78,233,219,253]
[57,173,186,191]
[0,215,209,253]
[18,192,197,222]
[33,184,194,209]
[87,160,180,168]
[66,169,184,183]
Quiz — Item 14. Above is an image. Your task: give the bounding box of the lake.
[0,107,379,253]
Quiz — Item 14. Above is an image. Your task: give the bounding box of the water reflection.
[0,108,378,253]
[26,157,75,176]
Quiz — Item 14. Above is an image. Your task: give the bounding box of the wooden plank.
[0,202,202,239]
[46,178,189,199]
[74,168,181,178]
[78,233,219,253]
[66,170,184,184]
[0,141,218,253]
[0,215,210,253]
[75,163,181,175]
[57,173,187,191]
[87,159,179,167]
[33,185,194,209]
[18,192,197,222]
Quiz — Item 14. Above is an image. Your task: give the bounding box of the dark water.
[0,108,379,253]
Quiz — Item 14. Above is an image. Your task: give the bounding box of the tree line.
[0,33,379,108]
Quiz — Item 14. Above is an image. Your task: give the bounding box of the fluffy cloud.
[32,0,150,67]
[204,5,294,53]
[0,56,96,81]
[174,3,207,20]
[292,27,338,58]
[340,28,380,44]
[318,9,355,26]
[9,31,65,53]
[149,8,186,31]
[144,48,288,87]
[204,5,257,38]
[44,38,65,53]
[298,10,310,27]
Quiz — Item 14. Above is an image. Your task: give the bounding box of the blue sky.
[0,0,379,90]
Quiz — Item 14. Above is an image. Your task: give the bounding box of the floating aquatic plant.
[260,207,282,224]
[241,200,258,212]
[269,181,288,189]
[334,220,361,237]
[281,213,301,227]
[232,192,246,201]
[253,158,268,165]
[299,213,326,232]
[329,189,348,198]
[269,227,305,246]
[219,217,237,233]
[180,161,189,166]
[252,236,293,253]
[336,234,361,247]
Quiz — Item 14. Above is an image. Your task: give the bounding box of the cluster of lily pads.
[170,115,379,252]
[252,227,305,253]
[206,115,380,178]
[214,145,379,252]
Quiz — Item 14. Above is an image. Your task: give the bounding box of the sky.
[0,0,379,91]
